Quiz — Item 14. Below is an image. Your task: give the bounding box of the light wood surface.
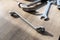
[0,0,60,40]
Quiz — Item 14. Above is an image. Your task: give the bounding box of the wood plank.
[0,0,60,40]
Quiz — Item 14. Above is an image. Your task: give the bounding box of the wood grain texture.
[0,0,60,40]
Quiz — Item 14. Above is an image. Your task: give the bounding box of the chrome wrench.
[9,11,45,33]
[40,1,53,21]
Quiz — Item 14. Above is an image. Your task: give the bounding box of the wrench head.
[40,15,49,21]
[44,18,49,21]
[40,16,45,19]
[10,12,20,18]
[18,3,28,8]
[40,14,47,19]
[36,27,45,33]
[18,3,23,8]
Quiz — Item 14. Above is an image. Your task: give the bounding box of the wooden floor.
[0,0,60,40]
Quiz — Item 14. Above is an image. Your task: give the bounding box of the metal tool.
[17,0,41,13]
[9,11,45,33]
[57,0,60,10]
[40,0,53,21]
[18,0,47,13]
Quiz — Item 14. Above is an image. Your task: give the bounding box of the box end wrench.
[40,1,53,21]
[9,11,45,33]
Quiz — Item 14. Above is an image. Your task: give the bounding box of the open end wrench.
[9,11,45,33]
[40,1,53,21]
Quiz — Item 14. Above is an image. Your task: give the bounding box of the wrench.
[18,0,41,8]
[27,0,41,6]
[9,11,45,33]
[40,1,53,21]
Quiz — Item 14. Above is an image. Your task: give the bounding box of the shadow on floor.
[39,31,53,37]
[1,25,40,40]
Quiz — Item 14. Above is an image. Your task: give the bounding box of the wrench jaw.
[40,15,45,19]
[18,3,23,8]
[44,17,49,21]
[36,27,45,33]
[9,11,46,33]
[44,16,49,21]
[18,3,28,8]
[40,14,49,21]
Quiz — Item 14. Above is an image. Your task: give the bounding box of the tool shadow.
[39,31,53,37]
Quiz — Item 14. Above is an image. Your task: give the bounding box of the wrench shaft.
[43,1,52,15]
[18,13,36,29]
